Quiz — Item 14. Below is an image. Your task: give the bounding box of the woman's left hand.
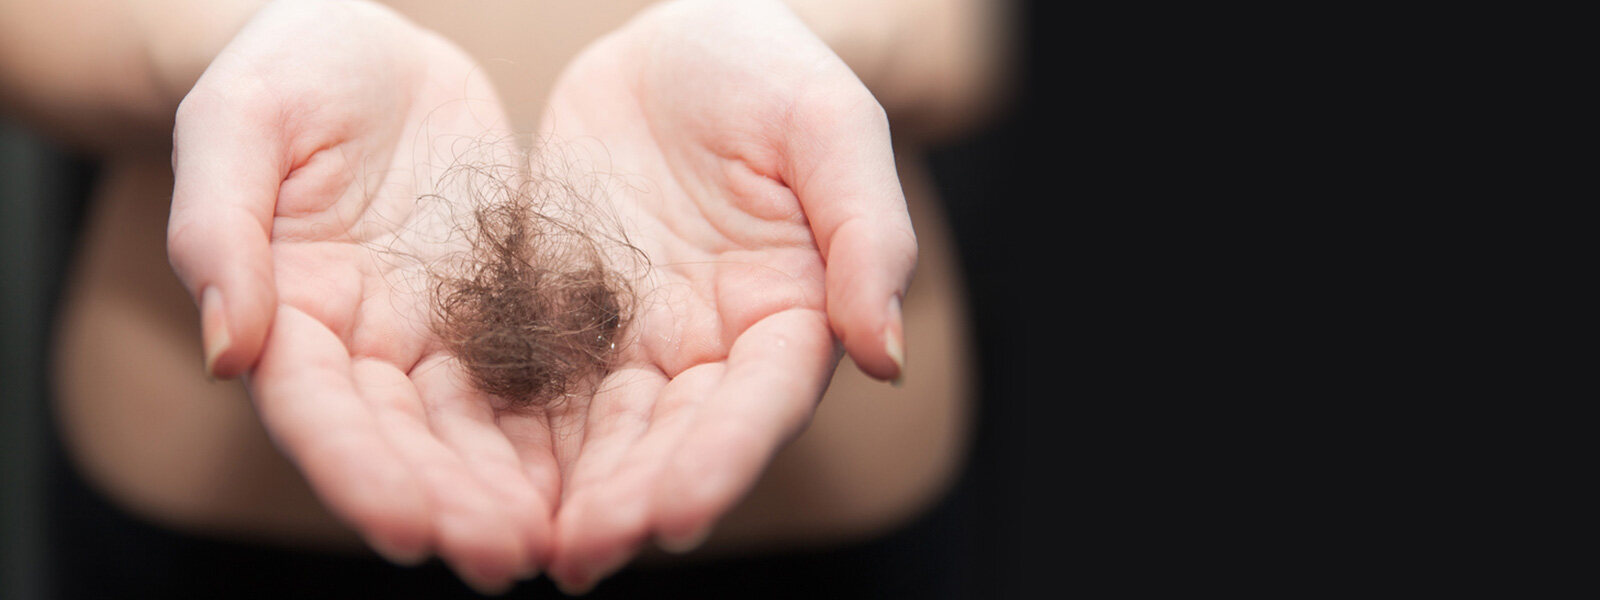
[531,0,916,591]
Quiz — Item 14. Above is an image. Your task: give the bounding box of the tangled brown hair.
[424,143,642,407]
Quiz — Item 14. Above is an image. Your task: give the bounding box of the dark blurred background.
[1,6,1044,599]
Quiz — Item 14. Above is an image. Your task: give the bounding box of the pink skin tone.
[169,0,914,594]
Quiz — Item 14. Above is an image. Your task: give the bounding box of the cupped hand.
[532,0,917,591]
[168,0,555,592]
[170,0,914,593]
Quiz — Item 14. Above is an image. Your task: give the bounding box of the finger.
[651,308,835,551]
[351,358,525,594]
[169,80,284,379]
[556,367,669,496]
[781,85,916,382]
[251,306,429,564]
[412,357,549,582]
[495,411,563,514]
[547,367,677,594]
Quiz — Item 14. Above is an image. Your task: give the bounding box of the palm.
[171,0,912,594]
[532,0,907,590]
[172,1,556,590]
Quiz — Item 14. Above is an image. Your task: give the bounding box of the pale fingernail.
[370,538,428,567]
[554,576,597,596]
[517,558,542,582]
[459,571,514,596]
[200,286,231,379]
[658,523,712,554]
[885,296,905,386]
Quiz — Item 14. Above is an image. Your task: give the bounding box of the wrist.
[781,0,1010,141]
[781,0,898,88]
[141,0,271,113]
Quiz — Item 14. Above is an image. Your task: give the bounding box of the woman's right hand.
[168,0,552,592]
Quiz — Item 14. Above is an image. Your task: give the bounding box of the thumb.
[167,82,283,379]
[784,87,917,383]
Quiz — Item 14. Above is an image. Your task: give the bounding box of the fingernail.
[659,523,712,554]
[460,571,514,596]
[200,286,231,379]
[370,538,428,567]
[517,558,542,582]
[885,296,905,386]
[554,576,596,596]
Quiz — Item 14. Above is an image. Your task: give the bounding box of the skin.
[168,1,536,586]
[162,0,913,593]
[534,2,915,589]
[8,0,1004,594]
[54,142,969,591]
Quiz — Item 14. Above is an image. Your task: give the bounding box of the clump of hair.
[425,142,640,407]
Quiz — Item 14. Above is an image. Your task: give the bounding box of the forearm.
[784,0,1014,141]
[0,0,265,152]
